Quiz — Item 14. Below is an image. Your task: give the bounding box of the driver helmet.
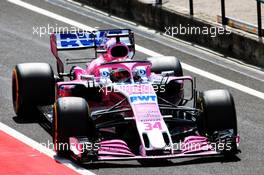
[110,68,131,83]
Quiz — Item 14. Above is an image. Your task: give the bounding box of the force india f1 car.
[12,29,239,162]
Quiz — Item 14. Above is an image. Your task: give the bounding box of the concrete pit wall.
[75,0,264,67]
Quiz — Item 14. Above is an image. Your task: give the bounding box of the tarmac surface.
[0,0,264,174]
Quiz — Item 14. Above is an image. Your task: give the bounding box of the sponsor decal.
[100,68,110,78]
[56,29,130,49]
[130,95,157,104]
[143,121,162,131]
[134,104,161,121]
[57,32,103,48]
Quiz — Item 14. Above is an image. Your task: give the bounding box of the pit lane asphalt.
[0,0,264,174]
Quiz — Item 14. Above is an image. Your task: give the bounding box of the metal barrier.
[220,0,227,25]
[216,15,259,35]
[154,0,264,37]
[189,0,193,16]
[257,0,263,37]
[220,0,263,37]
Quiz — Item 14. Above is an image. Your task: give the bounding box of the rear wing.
[50,29,135,73]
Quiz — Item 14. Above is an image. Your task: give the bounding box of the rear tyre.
[12,63,55,118]
[197,89,238,154]
[147,56,183,76]
[53,97,95,156]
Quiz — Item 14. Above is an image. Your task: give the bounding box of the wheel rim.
[12,69,20,114]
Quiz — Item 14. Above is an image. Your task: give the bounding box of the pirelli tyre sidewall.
[12,63,55,117]
[53,97,95,156]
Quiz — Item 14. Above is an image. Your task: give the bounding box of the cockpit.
[110,68,131,83]
[96,61,151,84]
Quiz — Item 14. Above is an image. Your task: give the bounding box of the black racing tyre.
[147,56,183,76]
[197,89,237,135]
[53,97,96,156]
[148,56,184,105]
[12,63,55,117]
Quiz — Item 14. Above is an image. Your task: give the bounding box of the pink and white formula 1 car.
[12,29,239,163]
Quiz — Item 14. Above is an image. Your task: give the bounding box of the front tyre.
[197,89,238,154]
[53,97,95,156]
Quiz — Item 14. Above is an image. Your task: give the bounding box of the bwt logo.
[130,95,157,103]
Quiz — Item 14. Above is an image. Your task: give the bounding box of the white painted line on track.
[7,0,264,101]
[7,0,94,31]
[0,122,95,175]
[135,45,264,100]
